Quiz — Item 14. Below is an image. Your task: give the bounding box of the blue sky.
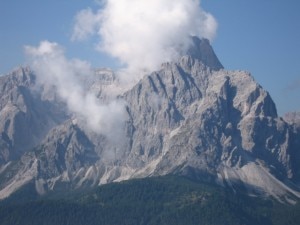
[0,0,299,115]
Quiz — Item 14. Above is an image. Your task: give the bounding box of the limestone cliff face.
[0,67,68,164]
[0,37,299,201]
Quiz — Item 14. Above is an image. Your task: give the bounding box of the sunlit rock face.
[0,37,300,202]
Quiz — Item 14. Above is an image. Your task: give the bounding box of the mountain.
[0,67,68,163]
[0,37,299,203]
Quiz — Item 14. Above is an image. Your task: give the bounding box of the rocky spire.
[186,36,223,70]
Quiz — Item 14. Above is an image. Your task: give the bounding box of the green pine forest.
[0,175,300,225]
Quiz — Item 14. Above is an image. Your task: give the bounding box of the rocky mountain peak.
[0,67,35,93]
[186,36,223,71]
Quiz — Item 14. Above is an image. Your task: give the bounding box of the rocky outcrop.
[284,112,300,126]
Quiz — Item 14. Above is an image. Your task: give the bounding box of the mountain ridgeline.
[0,37,299,204]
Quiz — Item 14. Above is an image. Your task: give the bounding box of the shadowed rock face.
[0,37,300,201]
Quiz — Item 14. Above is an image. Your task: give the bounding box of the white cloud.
[25,41,127,137]
[72,8,102,41]
[72,0,217,78]
[24,0,218,141]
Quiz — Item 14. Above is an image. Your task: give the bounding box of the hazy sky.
[0,0,299,115]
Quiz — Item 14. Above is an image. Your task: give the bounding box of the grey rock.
[0,67,68,164]
[284,112,300,126]
[187,36,223,70]
[0,37,300,202]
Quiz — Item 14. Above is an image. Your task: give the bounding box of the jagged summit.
[186,36,223,70]
[284,112,300,125]
[0,37,299,203]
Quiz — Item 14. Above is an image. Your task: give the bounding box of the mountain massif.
[0,37,299,204]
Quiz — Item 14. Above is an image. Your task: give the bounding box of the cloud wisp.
[284,79,300,92]
[72,0,218,79]
[25,41,127,137]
